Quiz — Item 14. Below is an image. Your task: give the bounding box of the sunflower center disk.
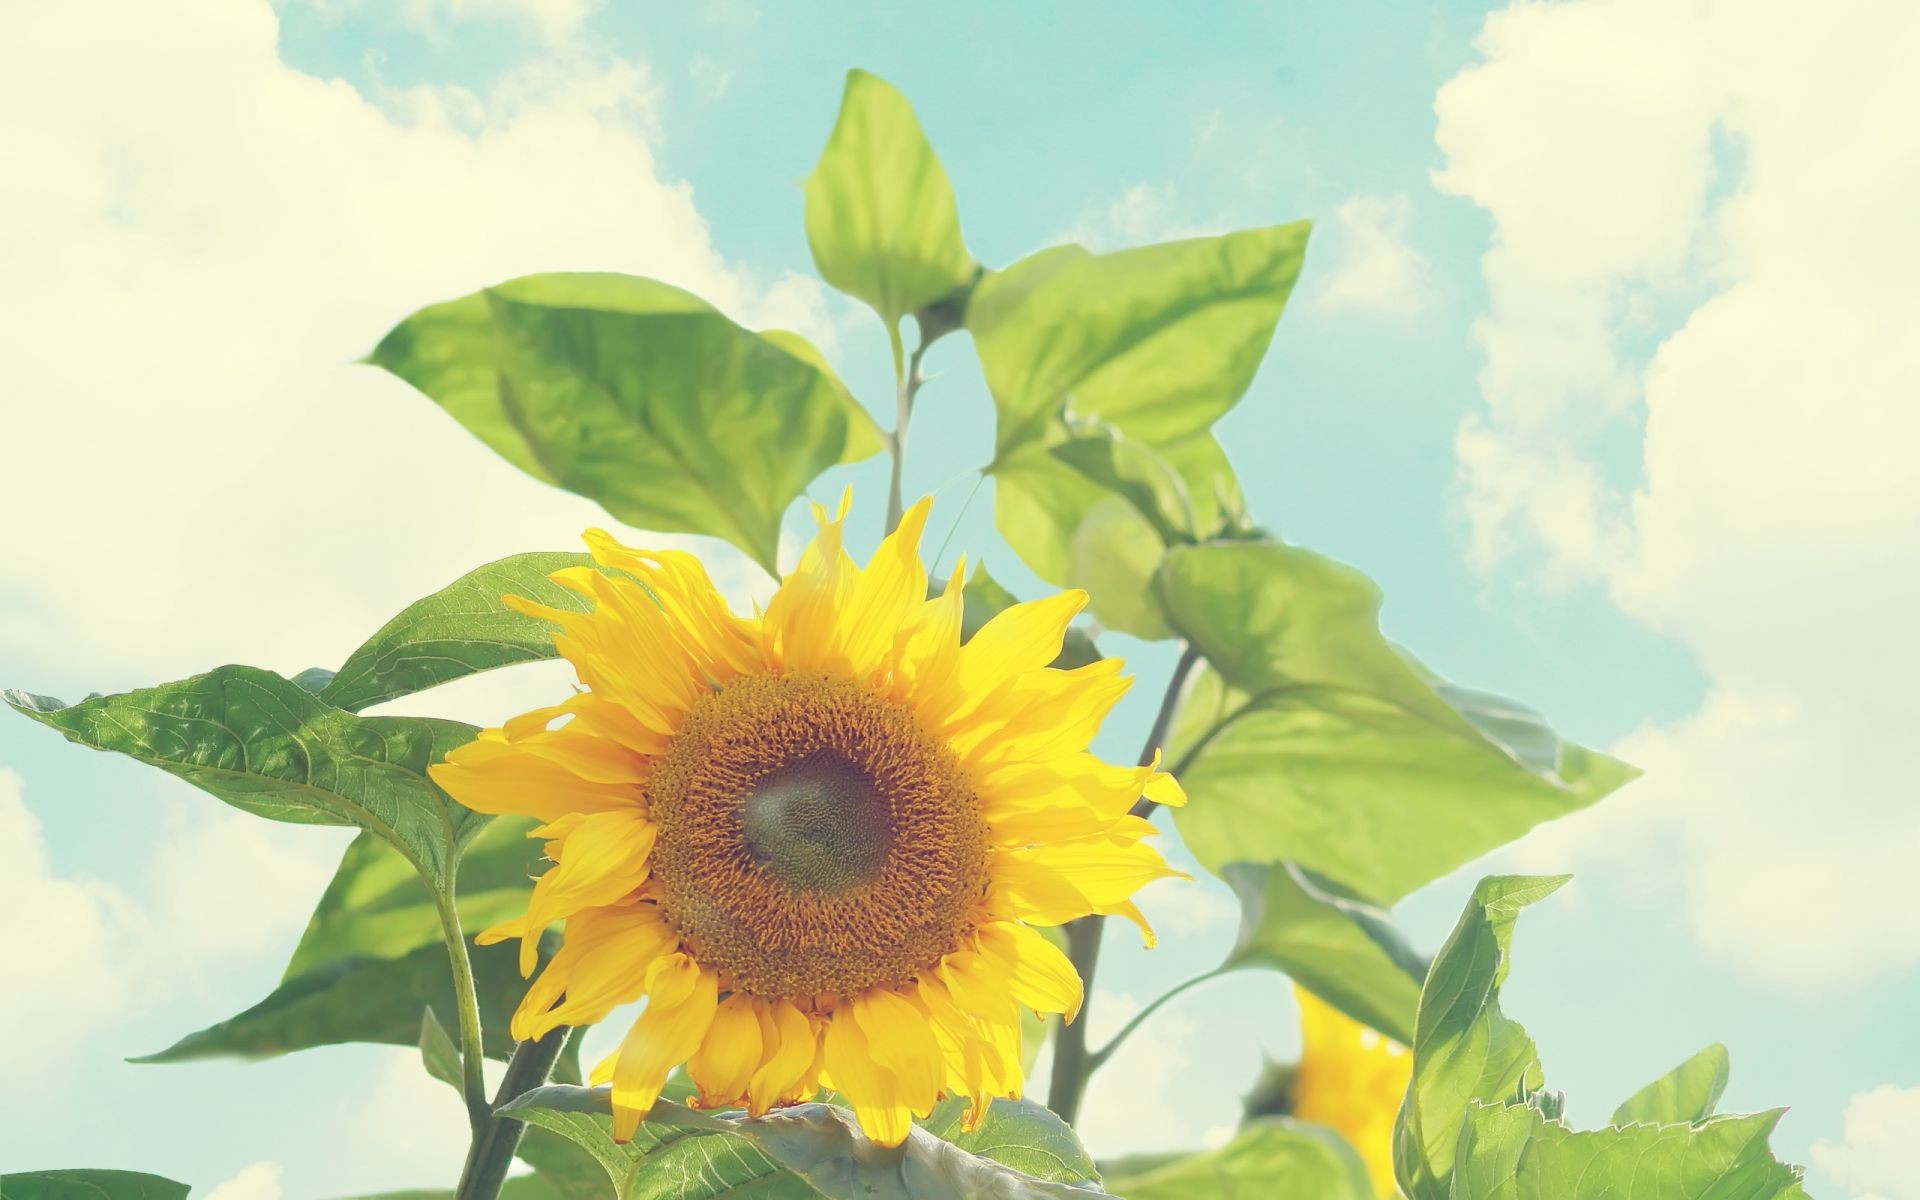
[740,753,891,891]
[646,672,989,999]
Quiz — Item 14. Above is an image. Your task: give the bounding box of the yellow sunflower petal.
[851,987,944,1115]
[762,492,859,673]
[747,999,819,1116]
[609,956,719,1142]
[479,809,658,976]
[836,497,931,677]
[977,921,1084,1022]
[822,1004,912,1146]
[510,901,678,1040]
[687,992,762,1108]
[950,589,1088,711]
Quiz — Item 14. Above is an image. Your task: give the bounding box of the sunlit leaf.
[1103,1119,1372,1200]
[1161,541,1636,903]
[419,1005,463,1092]
[368,272,883,573]
[968,224,1307,585]
[1220,861,1425,1045]
[4,666,481,889]
[321,552,592,712]
[1066,497,1176,640]
[134,935,540,1065]
[1611,1044,1731,1127]
[0,1171,190,1200]
[804,69,975,329]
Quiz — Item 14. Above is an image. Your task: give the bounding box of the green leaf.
[135,935,539,1064]
[0,1171,190,1200]
[1394,875,1565,1200]
[1104,1119,1373,1200]
[368,272,883,573]
[1454,1104,1805,1200]
[321,552,593,712]
[1612,1044,1731,1127]
[803,69,975,330]
[1066,497,1176,640]
[5,666,481,889]
[284,818,542,979]
[515,1125,622,1200]
[1161,540,1636,903]
[419,1005,463,1091]
[957,562,1102,671]
[1219,861,1425,1045]
[1050,424,1195,545]
[968,224,1308,585]
[500,1089,1105,1200]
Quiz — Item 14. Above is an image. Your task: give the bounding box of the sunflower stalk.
[884,323,936,537]
[1048,643,1202,1124]
[432,882,492,1133]
[455,1026,574,1200]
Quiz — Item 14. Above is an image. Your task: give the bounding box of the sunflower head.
[1289,984,1413,1198]
[431,494,1187,1145]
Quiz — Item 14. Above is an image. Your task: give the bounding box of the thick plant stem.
[885,336,932,536]
[455,1026,572,1200]
[1048,643,1202,1124]
[433,886,491,1133]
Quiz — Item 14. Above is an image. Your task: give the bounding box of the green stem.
[456,1027,573,1200]
[1048,643,1202,1124]
[1086,968,1226,1072]
[433,886,491,1133]
[885,334,933,536]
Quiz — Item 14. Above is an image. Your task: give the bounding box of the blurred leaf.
[5,666,481,889]
[957,562,1102,670]
[321,552,593,712]
[804,69,974,330]
[285,818,540,979]
[368,273,882,573]
[1104,1119,1372,1200]
[500,1089,1103,1200]
[1220,861,1425,1045]
[1160,541,1636,904]
[1050,424,1194,545]
[1453,1104,1804,1200]
[135,935,540,1065]
[968,224,1307,585]
[1395,875,1564,1200]
[419,1005,463,1091]
[0,1171,189,1200]
[1066,497,1176,640]
[1611,1044,1731,1127]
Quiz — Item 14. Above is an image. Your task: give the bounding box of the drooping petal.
[477,809,658,975]
[747,999,820,1116]
[510,901,678,1040]
[976,921,1084,1022]
[822,1003,912,1146]
[609,956,719,1142]
[686,992,763,1108]
[851,986,944,1116]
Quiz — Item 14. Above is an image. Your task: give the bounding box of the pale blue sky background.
[3,1,1916,1196]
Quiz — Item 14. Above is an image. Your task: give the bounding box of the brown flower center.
[645,672,988,998]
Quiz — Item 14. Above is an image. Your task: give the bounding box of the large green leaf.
[803,69,974,331]
[4,666,481,888]
[1161,540,1636,904]
[1219,861,1425,1045]
[500,1089,1103,1200]
[321,552,592,712]
[967,224,1308,586]
[1611,1044,1731,1127]
[368,272,883,572]
[285,818,541,979]
[0,1172,189,1200]
[135,935,540,1064]
[1104,1119,1373,1200]
[1453,1104,1804,1200]
[1394,875,1562,1200]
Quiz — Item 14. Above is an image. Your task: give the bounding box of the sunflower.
[1290,984,1413,1198]
[431,494,1187,1145]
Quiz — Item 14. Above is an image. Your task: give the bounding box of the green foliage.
[1395,877,1807,1200]
[1160,541,1636,903]
[1104,1119,1374,1200]
[804,69,975,335]
[321,551,592,712]
[4,667,482,889]
[368,272,883,572]
[134,935,539,1065]
[500,1089,1102,1200]
[420,1005,464,1091]
[1220,861,1425,1044]
[0,1172,189,1200]
[1612,1044,1732,1127]
[967,224,1308,609]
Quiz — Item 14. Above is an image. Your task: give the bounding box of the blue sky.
[3,1,1917,1196]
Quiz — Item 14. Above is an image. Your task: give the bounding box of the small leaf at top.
[1611,1043,1731,1127]
[804,69,975,329]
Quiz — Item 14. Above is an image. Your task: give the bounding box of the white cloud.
[1134,875,1239,939]
[352,1049,496,1179]
[1056,183,1214,252]
[0,0,817,690]
[203,1161,286,1200]
[1811,1084,1920,1199]
[1436,0,1920,982]
[1311,193,1433,314]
